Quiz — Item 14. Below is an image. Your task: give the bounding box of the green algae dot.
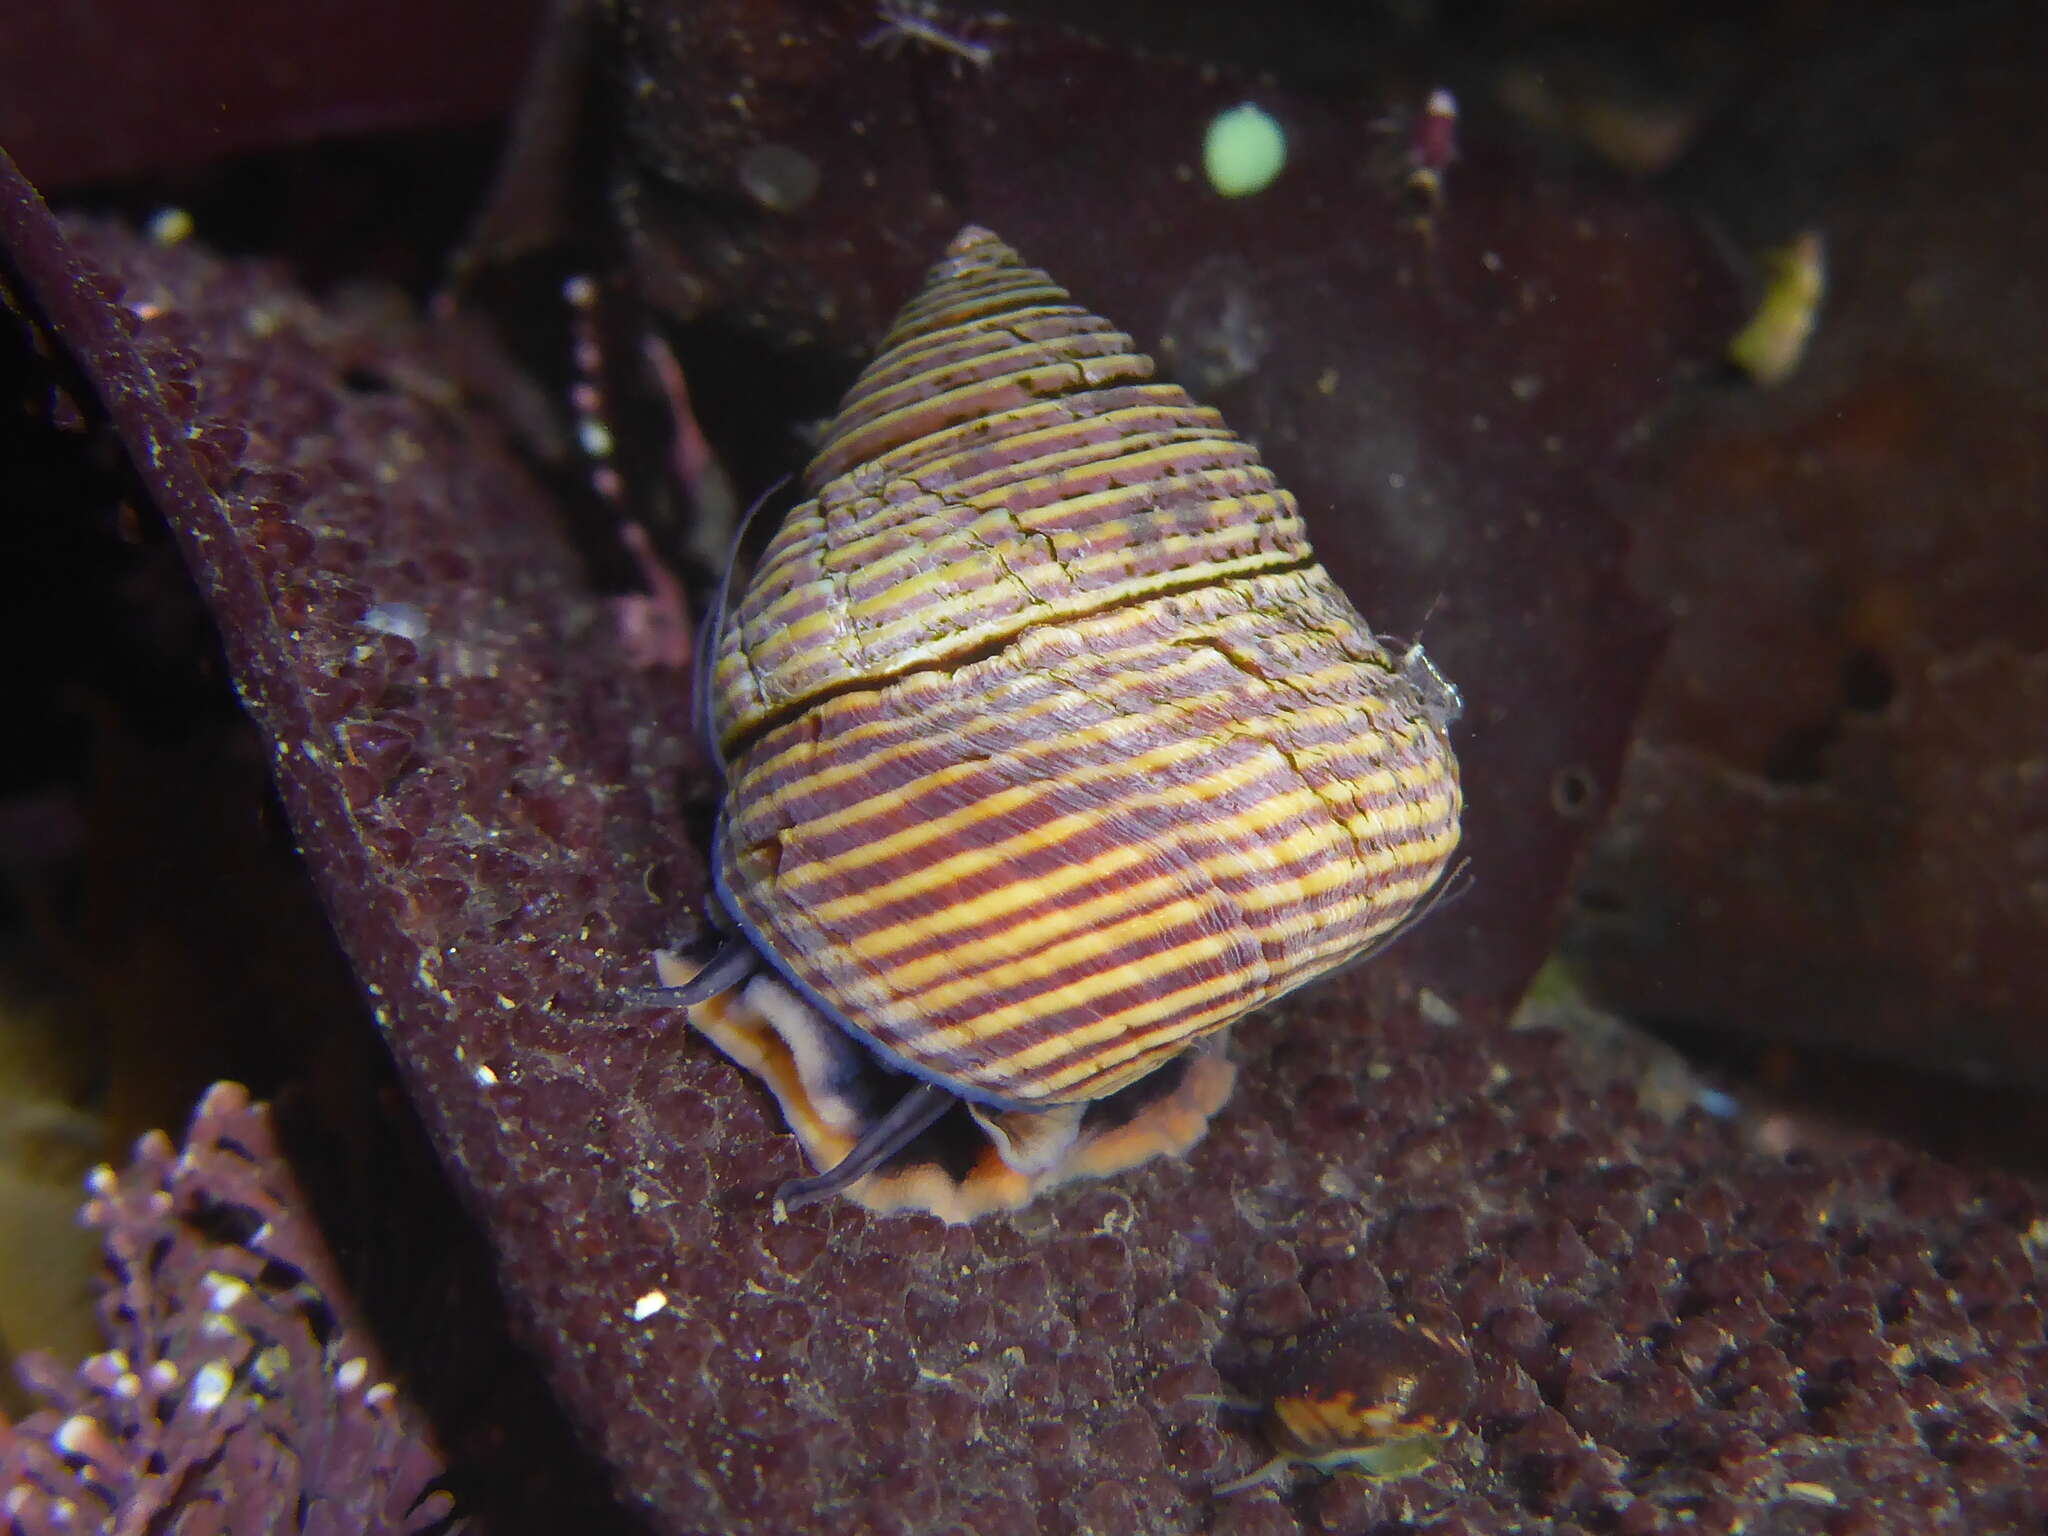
[1203,103,1286,198]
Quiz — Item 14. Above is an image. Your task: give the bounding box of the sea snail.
[1214,1312,1477,1494]
[665,226,1462,1222]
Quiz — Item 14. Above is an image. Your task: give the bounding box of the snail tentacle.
[663,933,760,1005]
[1213,1456,1291,1496]
[772,1080,955,1214]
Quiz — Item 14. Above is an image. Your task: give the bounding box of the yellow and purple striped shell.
[707,226,1461,1116]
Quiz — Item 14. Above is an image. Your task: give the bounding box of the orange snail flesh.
[667,226,1462,1222]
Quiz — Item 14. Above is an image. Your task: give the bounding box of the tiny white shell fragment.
[631,1289,670,1322]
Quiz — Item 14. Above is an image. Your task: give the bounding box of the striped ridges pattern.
[719,567,1462,1106]
[711,224,1462,1107]
[711,228,1311,753]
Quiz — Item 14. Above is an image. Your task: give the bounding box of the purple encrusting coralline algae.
[3,154,2047,1535]
[0,1084,458,1535]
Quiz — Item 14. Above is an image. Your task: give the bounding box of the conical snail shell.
[709,227,1461,1112]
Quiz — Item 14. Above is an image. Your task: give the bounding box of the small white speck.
[4,1486,28,1515]
[563,274,598,307]
[147,208,195,246]
[579,419,616,459]
[114,1373,142,1399]
[474,1063,500,1087]
[203,1272,251,1312]
[1480,250,1504,271]
[1784,1482,1838,1506]
[189,1361,235,1414]
[1387,472,1408,491]
[85,1165,116,1196]
[363,602,429,641]
[1416,988,1463,1027]
[54,1415,101,1457]
[631,1289,669,1322]
[148,1359,180,1389]
[335,1357,369,1392]
[365,1382,397,1410]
